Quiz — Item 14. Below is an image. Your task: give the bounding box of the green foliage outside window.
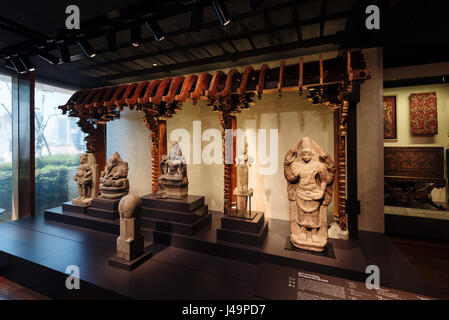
[0,154,81,215]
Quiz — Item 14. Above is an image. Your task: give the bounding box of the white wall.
[106,109,152,197]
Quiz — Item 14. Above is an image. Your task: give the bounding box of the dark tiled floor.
[0,276,50,300]
[390,236,449,299]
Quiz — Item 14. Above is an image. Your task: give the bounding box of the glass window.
[0,74,12,222]
[35,83,85,213]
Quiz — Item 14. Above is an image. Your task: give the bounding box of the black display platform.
[140,194,211,236]
[108,244,153,271]
[45,206,380,282]
[62,201,89,214]
[0,213,441,299]
[217,211,268,247]
[86,197,120,220]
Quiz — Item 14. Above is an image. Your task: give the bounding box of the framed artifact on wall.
[409,92,438,136]
[383,96,397,140]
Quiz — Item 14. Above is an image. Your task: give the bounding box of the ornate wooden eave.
[59,51,371,231]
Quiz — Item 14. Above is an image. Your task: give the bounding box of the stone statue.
[284,137,335,252]
[233,138,253,215]
[72,153,98,206]
[156,142,188,199]
[116,194,144,261]
[100,152,129,199]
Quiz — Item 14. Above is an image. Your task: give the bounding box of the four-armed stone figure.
[156,142,188,199]
[100,152,130,199]
[72,153,98,206]
[284,137,335,252]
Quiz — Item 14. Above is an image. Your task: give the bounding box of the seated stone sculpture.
[156,142,188,199]
[284,137,335,252]
[100,152,129,199]
[72,153,98,206]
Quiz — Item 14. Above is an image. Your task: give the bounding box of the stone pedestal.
[158,180,188,200]
[140,194,211,238]
[86,197,121,220]
[217,209,268,247]
[116,217,144,261]
[62,201,89,214]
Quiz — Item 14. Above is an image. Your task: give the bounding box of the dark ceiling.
[0,0,447,89]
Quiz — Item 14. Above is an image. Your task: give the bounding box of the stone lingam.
[109,194,152,270]
[100,152,129,199]
[156,142,188,200]
[72,153,98,206]
[284,137,335,252]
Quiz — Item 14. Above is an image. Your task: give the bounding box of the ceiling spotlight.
[249,0,267,11]
[5,59,18,72]
[38,50,59,65]
[11,56,27,74]
[58,43,71,63]
[19,55,35,72]
[212,0,231,26]
[106,28,116,52]
[130,23,141,47]
[190,4,203,31]
[145,19,165,42]
[77,39,96,58]
[152,63,158,67]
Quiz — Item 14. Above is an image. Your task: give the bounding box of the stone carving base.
[157,180,188,200]
[109,244,152,271]
[284,237,335,258]
[290,223,328,252]
[217,210,268,247]
[72,197,94,206]
[62,201,89,215]
[328,222,349,240]
[86,197,121,220]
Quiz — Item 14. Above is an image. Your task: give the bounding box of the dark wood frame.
[383,95,397,140]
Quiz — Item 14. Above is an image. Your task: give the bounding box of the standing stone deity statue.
[72,153,98,206]
[284,137,335,252]
[157,142,188,199]
[100,152,130,199]
[233,138,254,216]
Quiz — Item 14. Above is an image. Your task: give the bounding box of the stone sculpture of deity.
[100,152,130,199]
[156,142,188,199]
[284,137,335,252]
[233,138,253,215]
[73,153,98,206]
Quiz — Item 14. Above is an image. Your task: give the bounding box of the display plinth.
[108,244,153,271]
[217,210,268,247]
[62,201,89,214]
[140,194,211,236]
[86,197,121,220]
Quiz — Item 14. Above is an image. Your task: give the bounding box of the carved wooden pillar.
[220,111,234,214]
[159,119,167,159]
[337,100,349,231]
[143,113,160,194]
[231,116,237,204]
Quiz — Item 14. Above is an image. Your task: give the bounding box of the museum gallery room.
[0,0,448,303]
